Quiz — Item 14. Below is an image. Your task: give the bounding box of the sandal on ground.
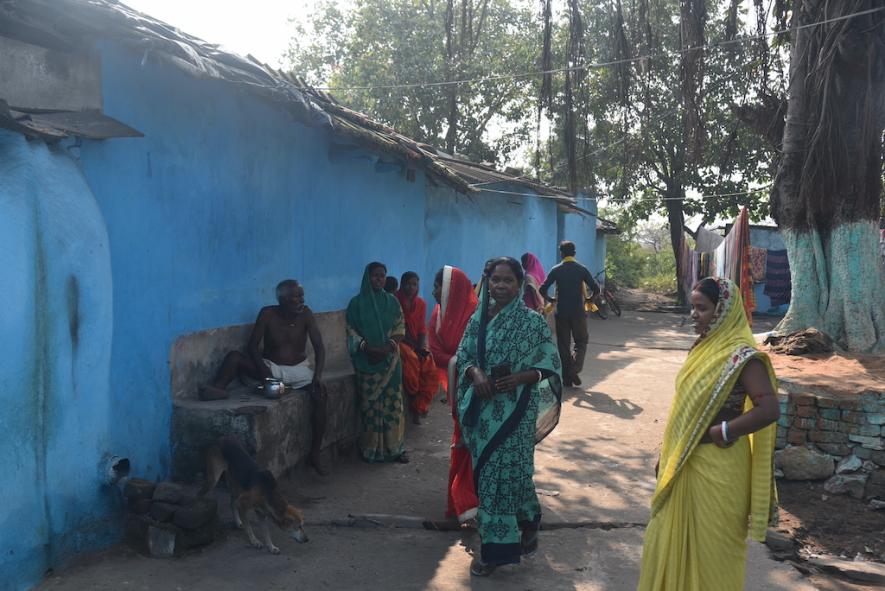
[470,557,497,577]
[395,453,410,464]
[521,530,539,556]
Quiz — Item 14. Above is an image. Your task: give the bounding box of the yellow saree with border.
[637,278,778,591]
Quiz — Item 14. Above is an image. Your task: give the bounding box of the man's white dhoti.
[262,359,313,389]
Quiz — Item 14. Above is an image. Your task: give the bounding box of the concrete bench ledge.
[169,310,359,481]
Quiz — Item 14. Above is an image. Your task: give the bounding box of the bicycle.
[587,271,622,320]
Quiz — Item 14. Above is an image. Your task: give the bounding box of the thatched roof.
[0,0,597,210]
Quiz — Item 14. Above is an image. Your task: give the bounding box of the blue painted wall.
[561,193,600,278]
[423,182,561,297]
[0,131,117,591]
[74,44,430,485]
[1,40,608,589]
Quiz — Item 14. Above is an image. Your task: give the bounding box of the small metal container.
[261,378,286,399]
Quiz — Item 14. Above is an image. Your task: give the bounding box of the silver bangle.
[721,420,730,444]
[535,370,543,384]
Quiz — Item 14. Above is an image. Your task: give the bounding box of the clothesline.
[315,7,885,92]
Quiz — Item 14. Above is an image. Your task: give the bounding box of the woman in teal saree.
[346,262,409,463]
[456,257,562,576]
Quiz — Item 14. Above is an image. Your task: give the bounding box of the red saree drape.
[427,266,480,522]
[395,290,438,415]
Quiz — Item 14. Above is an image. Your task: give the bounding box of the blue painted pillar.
[0,131,116,590]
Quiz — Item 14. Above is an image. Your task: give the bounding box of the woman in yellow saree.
[637,277,780,591]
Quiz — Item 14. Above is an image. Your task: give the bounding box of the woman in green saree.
[346,262,409,463]
[456,257,562,576]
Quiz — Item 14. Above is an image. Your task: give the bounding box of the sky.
[121,0,318,66]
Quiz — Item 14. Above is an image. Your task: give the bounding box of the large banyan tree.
[771,0,885,352]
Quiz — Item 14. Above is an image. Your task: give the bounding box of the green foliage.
[285,0,537,164]
[534,0,780,225]
[602,211,677,292]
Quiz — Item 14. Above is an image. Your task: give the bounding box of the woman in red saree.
[429,266,480,523]
[395,272,439,425]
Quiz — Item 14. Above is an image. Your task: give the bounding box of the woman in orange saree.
[395,272,439,425]
[429,266,480,523]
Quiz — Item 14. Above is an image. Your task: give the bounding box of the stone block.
[786,429,807,445]
[125,514,150,551]
[790,394,817,406]
[171,371,358,481]
[148,525,177,558]
[775,446,834,480]
[792,393,817,406]
[867,413,885,426]
[854,446,874,460]
[841,411,867,425]
[173,498,217,530]
[775,436,787,451]
[128,498,152,515]
[792,417,817,430]
[123,478,156,501]
[837,398,864,411]
[764,528,795,557]
[861,392,884,413]
[816,397,839,409]
[176,517,219,551]
[809,430,848,444]
[842,424,881,438]
[836,455,862,474]
[796,405,818,418]
[867,471,885,499]
[871,450,885,467]
[150,501,178,522]
[777,415,792,429]
[817,418,840,431]
[824,473,868,499]
[848,435,885,450]
[819,408,841,421]
[815,443,851,456]
[153,482,189,505]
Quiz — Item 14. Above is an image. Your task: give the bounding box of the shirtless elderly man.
[200,279,329,473]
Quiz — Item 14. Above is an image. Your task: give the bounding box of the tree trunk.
[666,185,687,305]
[771,0,885,352]
[444,0,458,154]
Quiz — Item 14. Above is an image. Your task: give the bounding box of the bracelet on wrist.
[721,420,730,444]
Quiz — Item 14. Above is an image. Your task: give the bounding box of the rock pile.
[775,388,884,500]
[123,479,219,557]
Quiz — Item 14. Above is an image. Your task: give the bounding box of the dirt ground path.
[39,311,823,591]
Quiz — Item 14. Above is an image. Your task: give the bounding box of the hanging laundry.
[695,226,724,252]
[735,208,755,323]
[714,240,727,277]
[764,250,791,307]
[699,252,713,278]
[749,247,767,283]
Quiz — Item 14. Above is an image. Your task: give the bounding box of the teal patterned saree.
[456,280,562,566]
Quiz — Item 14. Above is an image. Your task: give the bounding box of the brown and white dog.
[201,436,307,553]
